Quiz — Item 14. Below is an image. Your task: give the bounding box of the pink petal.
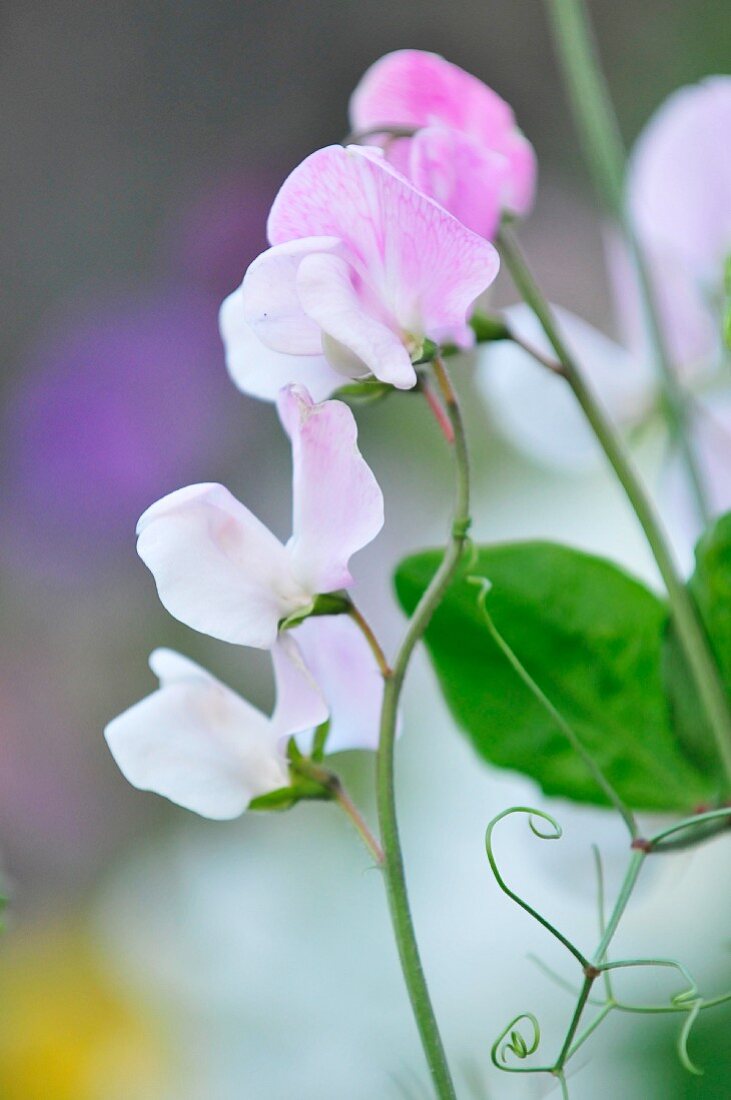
[409,127,503,241]
[499,129,537,217]
[219,284,343,402]
[349,50,537,222]
[292,615,386,753]
[350,49,513,143]
[628,77,731,284]
[267,144,499,351]
[623,77,731,371]
[104,649,289,819]
[241,236,341,355]
[137,483,311,648]
[277,384,384,594]
[297,252,416,388]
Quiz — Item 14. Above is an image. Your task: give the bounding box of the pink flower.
[136,384,384,649]
[612,76,731,375]
[349,49,536,239]
[221,144,499,398]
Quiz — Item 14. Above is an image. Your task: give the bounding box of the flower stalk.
[498,225,731,789]
[375,357,469,1100]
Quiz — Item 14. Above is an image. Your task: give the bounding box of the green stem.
[375,357,468,1100]
[553,849,645,1074]
[499,226,731,789]
[545,0,710,525]
[334,784,384,865]
[554,976,595,1070]
[593,850,646,964]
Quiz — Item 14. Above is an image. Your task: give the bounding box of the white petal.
[270,632,329,742]
[277,385,384,594]
[219,286,343,402]
[477,303,653,472]
[137,483,310,648]
[241,236,341,355]
[292,615,386,754]
[105,652,289,819]
[296,251,416,388]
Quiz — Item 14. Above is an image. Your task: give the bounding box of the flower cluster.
[106,50,518,816]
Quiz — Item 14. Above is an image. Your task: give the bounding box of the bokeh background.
[2,1,730,1096]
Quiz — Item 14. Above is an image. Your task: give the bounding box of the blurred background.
[1,1,730,1096]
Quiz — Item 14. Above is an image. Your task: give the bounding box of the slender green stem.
[592,846,614,1001]
[554,976,595,1070]
[545,0,710,524]
[593,850,646,964]
[375,357,468,1100]
[347,601,393,679]
[567,1002,613,1060]
[334,784,384,865]
[499,226,731,788]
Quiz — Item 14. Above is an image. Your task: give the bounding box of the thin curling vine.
[486,806,731,1095]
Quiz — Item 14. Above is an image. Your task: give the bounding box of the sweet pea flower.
[136,384,383,649]
[349,49,537,239]
[615,76,731,375]
[104,644,327,819]
[221,144,499,398]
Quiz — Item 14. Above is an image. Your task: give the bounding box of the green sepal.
[470,311,512,344]
[279,591,351,631]
[332,380,394,405]
[411,338,439,365]
[248,786,302,813]
[249,738,339,812]
[311,720,331,764]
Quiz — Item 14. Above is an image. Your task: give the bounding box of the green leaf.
[395,542,713,811]
[664,512,731,779]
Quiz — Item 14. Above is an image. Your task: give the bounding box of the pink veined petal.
[270,632,329,743]
[219,284,343,402]
[349,49,514,143]
[478,303,653,472]
[277,384,384,594]
[104,649,289,819]
[137,483,311,648]
[292,615,387,753]
[267,145,499,350]
[498,129,537,217]
[241,236,342,355]
[296,252,416,388]
[409,127,504,241]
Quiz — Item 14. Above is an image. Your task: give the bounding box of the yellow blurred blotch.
[0,922,169,1100]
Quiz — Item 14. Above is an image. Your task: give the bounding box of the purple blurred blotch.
[3,288,239,579]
